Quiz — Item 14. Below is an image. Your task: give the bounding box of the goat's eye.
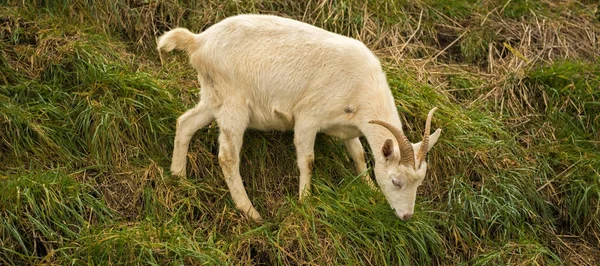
[391,178,403,188]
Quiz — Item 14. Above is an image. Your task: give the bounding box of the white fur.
[157,14,441,222]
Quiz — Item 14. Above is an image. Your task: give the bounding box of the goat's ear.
[412,128,443,154]
[428,128,442,151]
[382,139,394,160]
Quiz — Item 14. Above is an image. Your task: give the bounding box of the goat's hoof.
[299,193,311,203]
[247,209,263,223]
[170,168,186,177]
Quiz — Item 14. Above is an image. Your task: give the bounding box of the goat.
[157,14,442,222]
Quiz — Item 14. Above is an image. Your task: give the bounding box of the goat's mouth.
[394,209,413,221]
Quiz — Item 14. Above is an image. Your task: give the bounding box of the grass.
[1,0,599,264]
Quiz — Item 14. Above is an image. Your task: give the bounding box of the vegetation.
[1,0,599,264]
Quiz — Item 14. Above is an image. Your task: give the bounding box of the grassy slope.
[1,0,599,265]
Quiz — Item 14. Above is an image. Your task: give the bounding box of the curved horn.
[416,107,438,167]
[368,120,415,169]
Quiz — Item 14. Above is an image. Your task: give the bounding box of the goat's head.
[369,108,441,221]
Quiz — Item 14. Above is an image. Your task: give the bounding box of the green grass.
[1,0,599,264]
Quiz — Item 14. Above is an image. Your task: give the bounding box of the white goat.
[157,14,442,222]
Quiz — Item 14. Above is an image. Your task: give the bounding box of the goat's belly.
[245,102,295,131]
[248,120,294,131]
[321,126,362,140]
[247,113,295,131]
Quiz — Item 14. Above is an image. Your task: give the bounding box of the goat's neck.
[360,117,403,163]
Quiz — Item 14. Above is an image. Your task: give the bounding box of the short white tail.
[157,28,197,54]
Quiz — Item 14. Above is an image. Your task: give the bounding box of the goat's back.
[197,14,383,89]
[189,14,391,130]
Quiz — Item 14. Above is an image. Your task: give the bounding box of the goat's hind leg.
[171,102,214,177]
[216,108,262,222]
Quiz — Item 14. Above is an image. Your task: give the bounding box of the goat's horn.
[368,120,415,169]
[416,107,437,167]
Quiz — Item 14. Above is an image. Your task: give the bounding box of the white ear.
[411,128,442,154]
[428,128,442,151]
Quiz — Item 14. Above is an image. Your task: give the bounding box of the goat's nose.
[401,213,413,221]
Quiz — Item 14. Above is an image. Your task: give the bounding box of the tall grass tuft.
[0,171,112,264]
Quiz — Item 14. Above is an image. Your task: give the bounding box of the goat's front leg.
[171,102,214,177]
[343,137,375,188]
[217,114,262,222]
[294,124,317,201]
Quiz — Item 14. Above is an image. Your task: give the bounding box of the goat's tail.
[157,28,197,54]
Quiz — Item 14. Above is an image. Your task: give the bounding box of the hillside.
[1,0,599,264]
